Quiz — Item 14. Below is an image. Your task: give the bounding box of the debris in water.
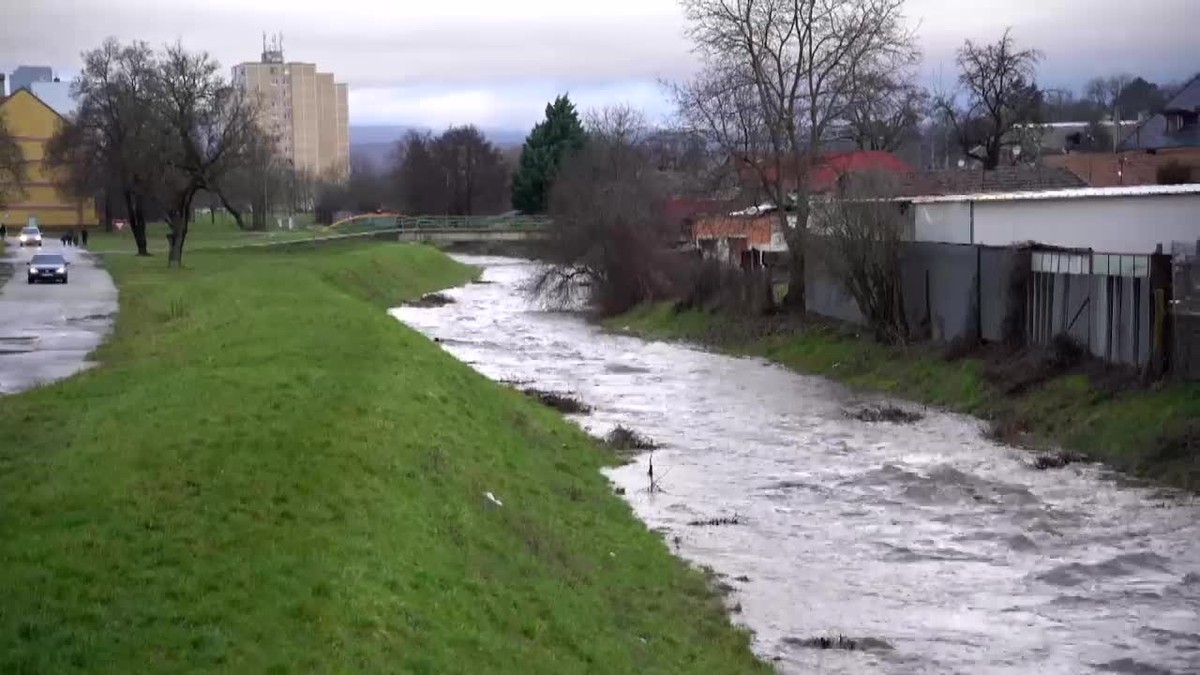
[845,404,924,424]
[521,388,591,414]
[687,514,741,527]
[406,292,455,308]
[1031,450,1088,470]
[734,575,751,583]
[783,635,894,652]
[604,425,658,451]
[613,486,626,496]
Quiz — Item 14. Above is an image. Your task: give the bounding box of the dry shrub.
[530,106,683,316]
[603,425,658,450]
[674,259,775,316]
[984,332,1087,395]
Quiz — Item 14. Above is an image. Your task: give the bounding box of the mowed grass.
[0,244,766,674]
[86,213,322,255]
[613,303,1200,489]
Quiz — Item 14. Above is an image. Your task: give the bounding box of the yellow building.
[0,89,98,231]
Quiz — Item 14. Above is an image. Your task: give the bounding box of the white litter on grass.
[484,491,503,507]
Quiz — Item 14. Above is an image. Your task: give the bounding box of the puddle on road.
[392,255,1200,675]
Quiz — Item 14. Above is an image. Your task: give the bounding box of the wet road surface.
[392,256,1200,675]
[0,240,117,395]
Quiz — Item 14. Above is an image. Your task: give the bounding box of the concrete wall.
[916,194,1200,254]
[914,202,971,244]
[973,195,1200,253]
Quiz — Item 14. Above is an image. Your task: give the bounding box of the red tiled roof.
[890,165,1087,197]
[663,197,732,222]
[808,151,914,192]
[737,150,914,192]
[693,215,775,247]
[1043,148,1200,187]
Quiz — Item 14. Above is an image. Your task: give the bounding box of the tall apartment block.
[232,36,349,181]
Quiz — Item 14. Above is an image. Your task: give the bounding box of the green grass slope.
[0,244,765,674]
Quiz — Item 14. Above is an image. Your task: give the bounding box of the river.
[391,255,1200,675]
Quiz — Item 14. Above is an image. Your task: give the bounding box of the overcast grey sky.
[3,0,1197,129]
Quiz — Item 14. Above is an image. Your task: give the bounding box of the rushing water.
[391,256,1200,675]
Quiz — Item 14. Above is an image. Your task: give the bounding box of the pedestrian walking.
[81,229,89,247]
[0,223,7,239]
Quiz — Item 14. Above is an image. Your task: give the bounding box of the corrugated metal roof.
[908,183,1200,204]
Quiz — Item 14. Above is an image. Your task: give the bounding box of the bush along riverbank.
[0,243,767,673]
[609,303,1200,491]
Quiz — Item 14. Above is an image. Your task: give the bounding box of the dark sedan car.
[27,253,69,284]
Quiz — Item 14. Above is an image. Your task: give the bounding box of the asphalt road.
[0,239,118,395]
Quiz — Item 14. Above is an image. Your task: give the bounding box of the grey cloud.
[0,0,697,87]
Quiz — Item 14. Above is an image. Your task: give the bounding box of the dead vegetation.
[1031,450,1089,470]
[405,292,455,308]
[674,261,776,317]
[783,635,894,652]
[603,425,659,451]
[687,515,741,527]
[521,388,592,414]
[846,404,924,424]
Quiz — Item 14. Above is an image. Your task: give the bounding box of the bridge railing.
[329,213,552,232]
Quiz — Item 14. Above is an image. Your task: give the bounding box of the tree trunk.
[168,192,195,268]
[780,205,808,313]
[125,191,150,256]
[217,190,247,230]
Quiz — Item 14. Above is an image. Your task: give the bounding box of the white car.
[18,225,42,247]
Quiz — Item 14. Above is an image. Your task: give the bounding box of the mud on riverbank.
[610,304,1200,491]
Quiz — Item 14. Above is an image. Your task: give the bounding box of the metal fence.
[807,241,1182,370]
[1172,243,1200,380]
[330,213,552,232]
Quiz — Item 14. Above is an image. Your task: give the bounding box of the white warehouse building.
[910,184,1200,254]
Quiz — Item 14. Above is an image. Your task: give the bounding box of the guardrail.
[329,213,552,232]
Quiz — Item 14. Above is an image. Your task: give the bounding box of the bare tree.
[215,125,290,230]
[0,112,27,210]
[1084,73,1135,152]
[810,170,908,343]
[46,39,160,254]
[153,44,260,266]
[531,105,678,315]
[935,29,1043,170]
[675,0,917,311]
[431,126,508,216]
[843,71,926,153]
[1085,74,1134,121]
[392,130,439,213]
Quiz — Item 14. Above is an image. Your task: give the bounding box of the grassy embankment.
[612,304,1200,490]
[0,242,766,673]
[86,212,323,255]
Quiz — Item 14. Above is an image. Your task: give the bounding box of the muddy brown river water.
[391,256,1200,675]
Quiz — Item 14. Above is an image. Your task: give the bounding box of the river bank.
[609,303,1200,491]
[0,244,765,673]
[395,256,1200,674]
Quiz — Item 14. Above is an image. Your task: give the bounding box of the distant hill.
[350,125,527,170]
